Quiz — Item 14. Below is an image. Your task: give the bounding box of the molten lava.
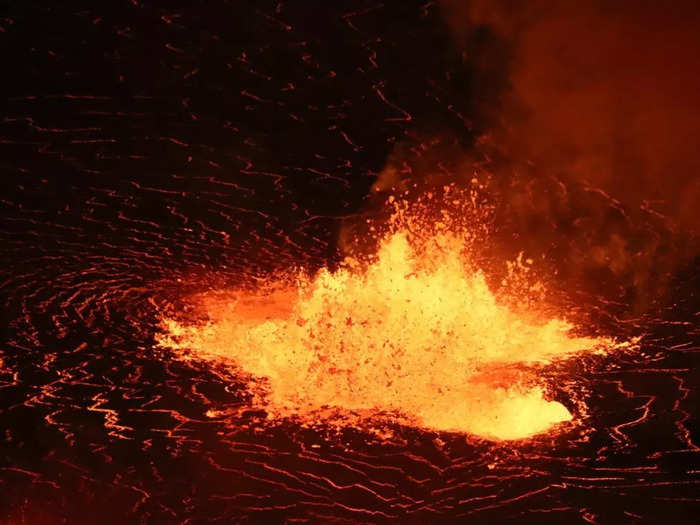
[159,191,621,441]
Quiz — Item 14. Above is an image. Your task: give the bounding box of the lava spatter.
[158,190,626,440]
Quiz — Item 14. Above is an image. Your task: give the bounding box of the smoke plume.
[429,0,700,309]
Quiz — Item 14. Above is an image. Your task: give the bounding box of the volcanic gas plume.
[442,0,700,227]
[431,0,700,310]
[158,188,628,441]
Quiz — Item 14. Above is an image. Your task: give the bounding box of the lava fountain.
[158,187,626,441]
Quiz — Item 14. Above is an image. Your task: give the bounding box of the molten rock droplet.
[158,194,618,441]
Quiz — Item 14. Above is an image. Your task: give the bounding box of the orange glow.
[158,189,623,441]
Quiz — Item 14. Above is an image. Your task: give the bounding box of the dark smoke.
[380,0,700,312]
[444,0,700,226]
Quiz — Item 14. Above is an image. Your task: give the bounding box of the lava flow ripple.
[2,1,700,524]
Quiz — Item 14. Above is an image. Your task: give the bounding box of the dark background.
[1,1,699,523]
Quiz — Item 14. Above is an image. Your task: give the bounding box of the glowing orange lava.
[158,190,622,441]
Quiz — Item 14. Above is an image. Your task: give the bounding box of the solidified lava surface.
[1,2,699,524]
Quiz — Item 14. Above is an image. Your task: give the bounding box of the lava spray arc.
[158,186,633,441]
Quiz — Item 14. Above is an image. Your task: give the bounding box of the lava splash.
[158,193,620,441]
